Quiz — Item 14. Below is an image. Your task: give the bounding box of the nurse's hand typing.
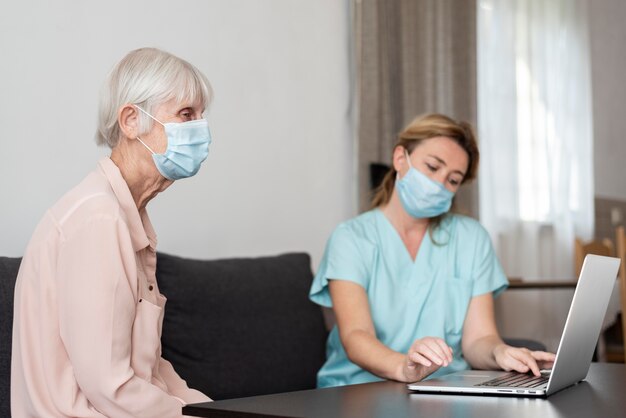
[493,344,556,377]
[403,337,454,382]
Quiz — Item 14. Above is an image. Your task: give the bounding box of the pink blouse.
[11,157,211,417]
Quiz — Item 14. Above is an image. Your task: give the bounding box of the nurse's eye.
[449,178,461,186]
[425,163,438,172]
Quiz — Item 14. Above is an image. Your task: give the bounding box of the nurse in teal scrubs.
[309,113,555,388]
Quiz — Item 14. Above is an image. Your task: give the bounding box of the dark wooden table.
[507,278,577,289]
[183,363,626,418]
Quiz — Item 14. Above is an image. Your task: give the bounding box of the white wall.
[0,0,355,268]
[590,0,626,200]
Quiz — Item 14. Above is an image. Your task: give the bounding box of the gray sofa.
[0,252,328,417]
[0,252,547,417]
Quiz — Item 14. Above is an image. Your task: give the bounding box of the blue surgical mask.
[135,105,211,181]
[396,150,454,218]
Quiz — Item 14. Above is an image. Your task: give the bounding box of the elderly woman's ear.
[118,104,140,141]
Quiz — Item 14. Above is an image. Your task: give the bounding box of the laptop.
[407,254,620,397]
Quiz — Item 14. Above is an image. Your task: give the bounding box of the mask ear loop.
[133,105,164,155]
[136,136,157,154]
[396,148,413,181]
[404,149,415,169]
[396,148,414,182]
[134,105,165,126]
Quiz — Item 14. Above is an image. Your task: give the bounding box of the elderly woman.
[309,113,556,388]
[12,48,212,417]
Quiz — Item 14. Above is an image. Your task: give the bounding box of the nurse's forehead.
[413,137,460,152]
[413,138,466,157]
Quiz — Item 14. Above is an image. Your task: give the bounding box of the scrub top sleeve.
[309,224,371,308]
[471,224,509,298]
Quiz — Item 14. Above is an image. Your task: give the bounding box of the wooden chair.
[606,226,626,363]
[574,237,614,277]
[574,236,622,362]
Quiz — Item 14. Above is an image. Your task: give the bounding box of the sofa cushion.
[157,252,328,400]
[0,257,21,418]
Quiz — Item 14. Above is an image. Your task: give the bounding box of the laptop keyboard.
[476,372,549,388]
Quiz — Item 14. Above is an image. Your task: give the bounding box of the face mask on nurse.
[395,149,455,218]
[134,105,212,181]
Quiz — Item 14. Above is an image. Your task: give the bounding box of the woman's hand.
[402,337,454,382]
[493,344,556,376]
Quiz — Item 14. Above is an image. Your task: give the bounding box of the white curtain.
[478,0,594,281]
[477,0,594,351]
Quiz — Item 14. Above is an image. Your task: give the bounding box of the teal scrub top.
[309,209,508,388]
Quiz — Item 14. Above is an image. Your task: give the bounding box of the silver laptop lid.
[546,254,620,395]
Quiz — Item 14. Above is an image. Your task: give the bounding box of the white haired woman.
[12,48,212,417]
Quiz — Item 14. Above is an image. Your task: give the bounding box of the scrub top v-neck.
[309,209,508,388]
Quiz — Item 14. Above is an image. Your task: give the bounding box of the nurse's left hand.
[493,344,556,376]
[403,336,454,382]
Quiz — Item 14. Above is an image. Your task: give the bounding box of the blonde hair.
[372,113,480,231]
[95,48,213,148]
